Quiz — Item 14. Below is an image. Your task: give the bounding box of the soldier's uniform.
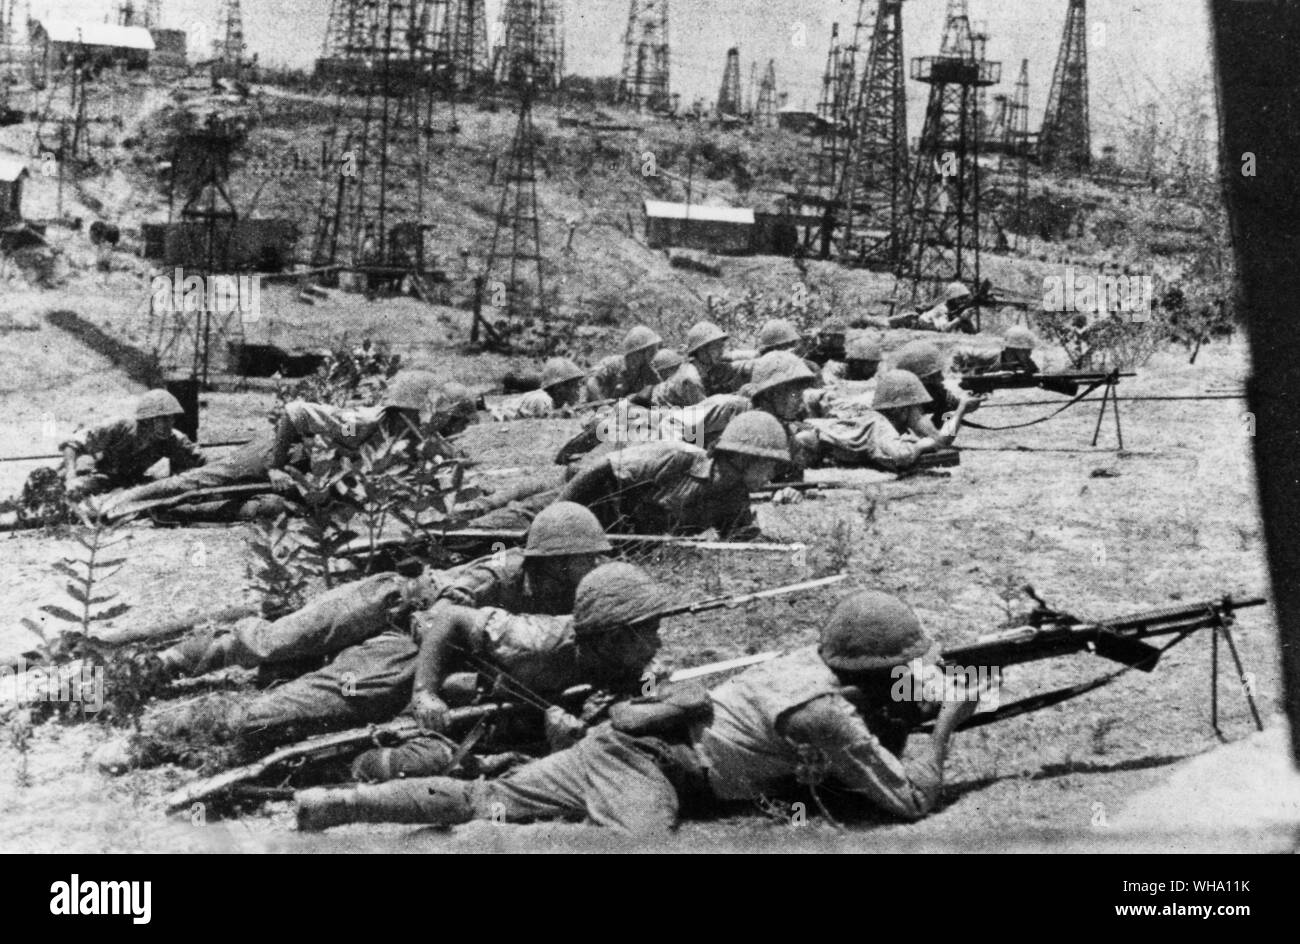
[559,439,757,538]
[296,592,955,835]
[585,326,662,402]
[104,373,465,517]
[62,416,206,496]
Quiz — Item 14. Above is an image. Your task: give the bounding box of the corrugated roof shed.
[643,200,754,225]
[37,19,156,51]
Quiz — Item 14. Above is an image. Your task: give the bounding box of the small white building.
[0,153,28,226]
[644,200,755,254]
[28,19,155,87]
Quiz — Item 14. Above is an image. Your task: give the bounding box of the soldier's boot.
[157,630,238,679]
[295,780,477,832]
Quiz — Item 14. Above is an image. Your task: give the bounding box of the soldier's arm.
[779,694,943,821]
[411,603,477,699]
[436,553,508,608]
[170,430,206,472]
[557,457,619,511]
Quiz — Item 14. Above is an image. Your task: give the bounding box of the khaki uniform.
[585,355,658,402]
[804,412,928,472]
[560,440,757,538]
[62,417,205,494]
[134,607,588,768]
[168,548,570,678]
[354,646,941,833]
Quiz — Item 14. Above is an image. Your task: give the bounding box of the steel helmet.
[846,335,883,362]
[135,389,185,421]
[894,340,945,380]
[819,590,933,673]
[757,318,801,354]
[573,562,671,636]
[540,357,585,391]
[686,321,729,356]
[651,348,685,377]
[750,350,816,398]
[623,325,663,358]
[524,501,612,558]
[872,370,932,411]
[943,281,972,303]
[431,381,477,421]
[383,370,440,413]
[713,410,790,462]
[1004,326,1038,350]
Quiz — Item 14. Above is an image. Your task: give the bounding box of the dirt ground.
[0,304,1286,852]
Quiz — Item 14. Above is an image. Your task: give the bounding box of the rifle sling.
[924,630,1196,733]
[961,376,1112,431]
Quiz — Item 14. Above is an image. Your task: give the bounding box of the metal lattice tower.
[481,84,546,339]
[838,0,908,265]
[619,0,670,111]
[442,0,489,87]
[755,59,777,128]
[494,0,564,91]
[716,46,742,117]
[212,0,247,65]
[310,0,442,302]
[1040,0,1090,173]
[814,24,850,195]
[899,2,1000,301]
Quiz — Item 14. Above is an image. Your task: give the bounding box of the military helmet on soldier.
[757,318,801,354]
[525,501,612,558]
[623,325,663,358]
[686,321,729,355]
[894,340,945,381]
[573,562,670,635]
[819,590,934,673]
[713,410,790,462]
[135,389,185,421]
[750,350,816,398]
[541,357,585,391]
[872,370,932,412]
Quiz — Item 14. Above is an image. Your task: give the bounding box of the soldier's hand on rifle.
[411,690,451,732]
[544,706,587,752]
[266,468,295,490]
[958,392,985,415]
[769,486,804,505]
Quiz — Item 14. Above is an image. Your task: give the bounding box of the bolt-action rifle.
[891,589,1267,738]
[958,368,1136,398]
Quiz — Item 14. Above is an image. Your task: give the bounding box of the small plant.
[10,709,33,787]
[20,509,131,671]
[245,513,311,619]
[271,338,402,419]
[282,448,357,589]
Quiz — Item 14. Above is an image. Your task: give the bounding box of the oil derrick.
[754,59,776,128]
[716,46,742,118]
[445,0,490,88]
[618,0,670,111]
[837,0,908,266]
[1039,0,1090,173]
[899,1,999,307]
[479,83,545,344]
[494,0,564,91]
[212,0,248,67]
[1004,59,1031,248]
[151,115,246,385]
[310,0,440,304]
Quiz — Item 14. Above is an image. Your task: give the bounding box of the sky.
[30,0,1217,151]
